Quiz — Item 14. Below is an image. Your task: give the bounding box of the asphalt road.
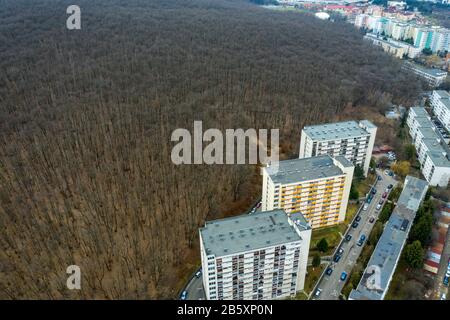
[185,273,205,300]
[312,169,397,300]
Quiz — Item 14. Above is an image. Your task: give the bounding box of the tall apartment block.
[299,120,377,176]
[199,209,311,300]
[262,155,354,229]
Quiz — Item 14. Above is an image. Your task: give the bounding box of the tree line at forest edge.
[0,0,423,298]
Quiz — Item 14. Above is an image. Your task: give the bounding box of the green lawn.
[309,225,342,256]
[304,265,325,295]
[292,291,309,300]
[309,202,362,256]
[344,203,359,226]
[355,173,377,197]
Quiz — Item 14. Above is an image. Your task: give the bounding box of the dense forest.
[0,0,422,299]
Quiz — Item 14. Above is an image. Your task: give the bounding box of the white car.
[441,293,446,300]
[376,204,382,210]
[384,170,390,175]
[315,288,322,297]
[363,203,369,211]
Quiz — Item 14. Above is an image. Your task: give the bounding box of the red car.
[382,192,388,199]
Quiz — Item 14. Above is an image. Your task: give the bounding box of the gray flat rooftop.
[335,155,354,168]
[423,138,445,154]
[265,155,348,184]
[303,120,372,141]
[349,176,428,300]
[427,150,450,168]
[200,209,308,257]
[418,127,440,139]
[434,90,450,100]
[410,107,430,118]
[414,116,434,128]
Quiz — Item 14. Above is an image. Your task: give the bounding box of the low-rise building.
[299,120,377,176]
[364,33,422,58]
[407,106,450,187]
[403,62,448,87]
[199,209,311,300]
[430,90,450,132]
[349,176,428,300]
[262,155,354,229]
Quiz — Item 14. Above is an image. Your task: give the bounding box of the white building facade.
[407,106,450,187]
[299,120,377,176]
[199,210,311,300]
[430,90,450,132]
[403,62,448,87]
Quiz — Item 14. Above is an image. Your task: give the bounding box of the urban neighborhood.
[180,85,450,300]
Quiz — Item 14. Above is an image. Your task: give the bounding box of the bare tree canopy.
[0,0,422,299]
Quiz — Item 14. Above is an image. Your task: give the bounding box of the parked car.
[345,234,352,242]
[369,217,375,223]
[382,192,388,199]
[333,254,341,263]
[315,288,322,297]
[441,293,447,300]
[443,276,449,287]
[376,204,382,210]
[195,270,202,278]
[379,199,384,205]
[338,247,344,255]
[352,222,359,229]
[363,203,369,211]
[377,175,382,181]
[325,267,333,276]
[340,272,347,281]
[357,235,366,247]
[371,188,377,195]
[384,170,390,175]
[355,216,361,222]
[387,184,393,189]
[180,291,188,300]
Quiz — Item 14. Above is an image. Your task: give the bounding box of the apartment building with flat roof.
[299,120,377,176]
[403,62,448,87]
[262,155,354,229]
[430,90,450,132]
[407,106,450,187]
[349,176,428,300]
[199,209,311,300]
